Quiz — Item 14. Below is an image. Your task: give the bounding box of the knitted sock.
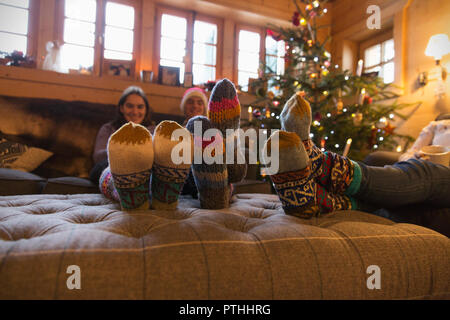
[263,130,319,218]
[263,131,357,218]
[99,166,120,202]
[317,151,362,196]
[107,122,154,211]
[151,120,193,210]
[208,78,247,184]
[280,92,324,178]
[186,115,230,209]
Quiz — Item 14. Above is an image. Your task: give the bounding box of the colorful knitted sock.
[107,122,154,211]
[280,92,324,178]
[99,166,120,202]
[263,130,319,218]
[151,120,193,210]
[208,78,247,184]
[317,151,362,196]
[263,130,358,218]
[186,115,230,209]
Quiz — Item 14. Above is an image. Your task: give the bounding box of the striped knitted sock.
[186,116,230,209]
[280,92,324,178]
[208,78,247,184]
[151,120,193,210]
[107,122,154,211]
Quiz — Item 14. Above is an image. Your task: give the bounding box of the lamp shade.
[425,34,450,60]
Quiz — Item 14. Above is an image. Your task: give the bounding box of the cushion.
[0,137,53,172]
[0,193,448,299]
[42,177,98,194]
[0,168,46,195]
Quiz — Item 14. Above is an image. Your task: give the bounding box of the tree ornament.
[253,109,261,119]
[267,91,275,100]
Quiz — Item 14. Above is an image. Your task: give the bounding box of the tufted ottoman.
[0,193,449,300]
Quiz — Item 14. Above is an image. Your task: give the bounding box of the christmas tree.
[243,0,416,162]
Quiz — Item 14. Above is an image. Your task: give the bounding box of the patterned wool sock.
[317,151,362,196]
[186,116,230,209]
[107,122,154,211]
[280,92,324,178]
[99,166,120,202]
[208,78,247,184]
[263,130,320,218]
[151,120,193,210]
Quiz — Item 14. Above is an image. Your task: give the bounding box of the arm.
[93,124,113,164]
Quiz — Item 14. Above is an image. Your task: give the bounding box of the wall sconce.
[419,34,450,86]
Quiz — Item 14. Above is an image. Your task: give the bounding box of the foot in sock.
[208,78,247,184]
[263,130,356,218]
[105,122,154,211]
[151,120,193,210]
[280,92,362,195]
[280,92,324,178]
[186,115,230,209]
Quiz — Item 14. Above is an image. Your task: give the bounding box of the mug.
[420,145,450,166]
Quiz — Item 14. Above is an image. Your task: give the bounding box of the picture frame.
[103,59,135,79]
[158,65,180,86]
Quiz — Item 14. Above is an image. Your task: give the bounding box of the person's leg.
[353,159,450,208]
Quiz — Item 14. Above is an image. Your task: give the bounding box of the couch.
[0,95,449,299]
[0,95,270,196]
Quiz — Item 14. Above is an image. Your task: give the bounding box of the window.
[363,39,394,83]
[104,2,135,60]
[237,29,261,91]
[236,26,285,92]
[265,35,285,93]
[0,0,34,55]
[265,36,285,76]
[58,0,138,74]
[159,13,187,83]
[193,20,217,85]
[155,7,222,86]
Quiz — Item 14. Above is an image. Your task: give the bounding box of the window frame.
[234,24,265,91]
[0,0,39,59]
[55,0,141,77]
[153,5,223,86]
[359,30,394,82]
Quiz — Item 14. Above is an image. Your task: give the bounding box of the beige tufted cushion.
[0,193,449,300]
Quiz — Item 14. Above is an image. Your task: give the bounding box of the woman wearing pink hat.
[180,87,208,126]
[180,87,208,197]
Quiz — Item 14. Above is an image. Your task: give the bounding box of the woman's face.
[120,94,147,124]
[185,97,205,120]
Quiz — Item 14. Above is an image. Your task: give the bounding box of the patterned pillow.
[0,138,53,172]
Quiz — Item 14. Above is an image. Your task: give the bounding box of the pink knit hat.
[180,87,208,115]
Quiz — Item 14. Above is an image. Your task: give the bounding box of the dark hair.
[111,86,153,129]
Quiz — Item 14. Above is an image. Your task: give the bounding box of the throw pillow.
[0,137,53,172]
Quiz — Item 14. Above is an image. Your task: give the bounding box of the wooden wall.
[330,0,450,140]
